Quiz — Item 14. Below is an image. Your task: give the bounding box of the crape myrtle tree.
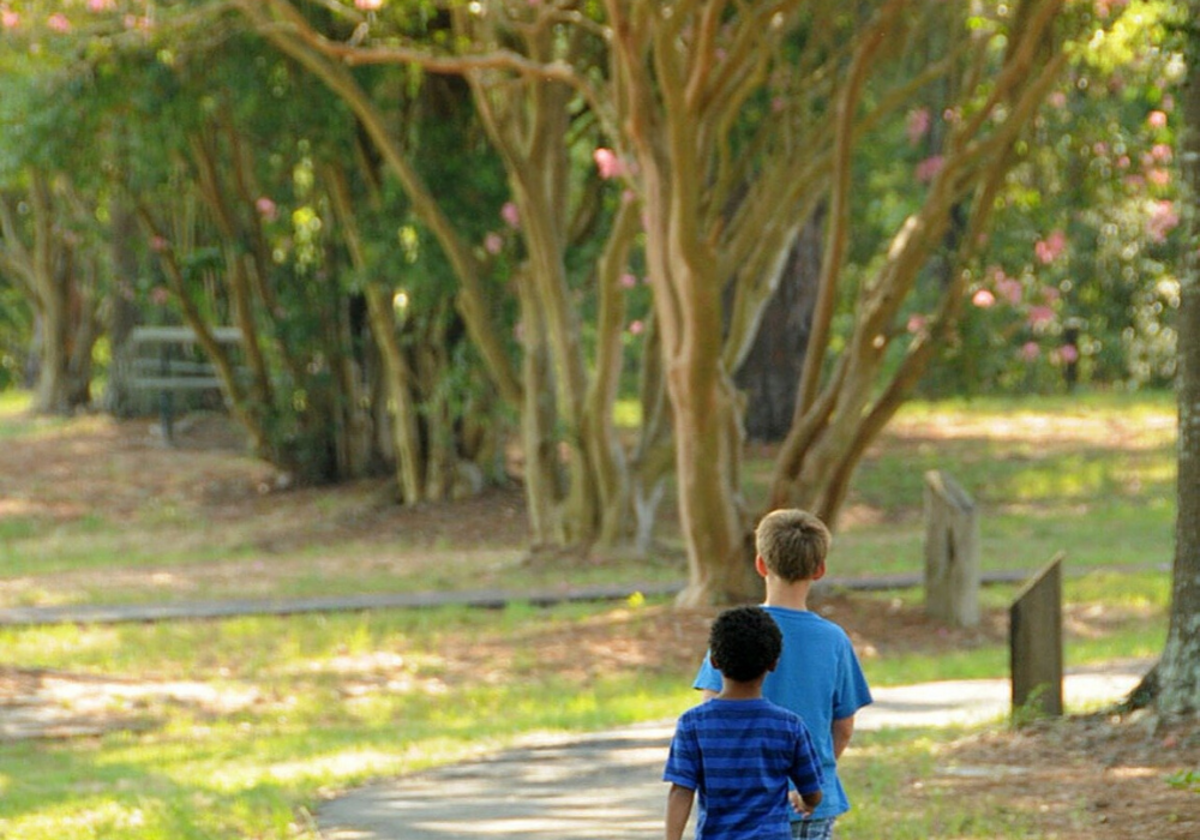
[127,21,511,492]
[0,14,111,415]
[234,0,667,551]
[601,0,1092,603]
[2,1,509,492]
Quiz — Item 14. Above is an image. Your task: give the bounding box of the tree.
[234,0,670,550]
[601,0,1083,603]
[1152,0,1200,717]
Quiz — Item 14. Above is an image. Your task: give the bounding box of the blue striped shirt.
[663,698,824,840]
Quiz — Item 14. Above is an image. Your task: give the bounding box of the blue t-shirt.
[663,697,823,840]
[693,606,872,820]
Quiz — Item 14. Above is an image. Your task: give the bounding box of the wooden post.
[923,470,980,628]
[1010,553,1064,719]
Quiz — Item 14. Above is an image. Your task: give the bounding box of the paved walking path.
[316,663,1149,840]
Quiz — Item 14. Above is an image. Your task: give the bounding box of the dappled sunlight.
[267,749,405,784]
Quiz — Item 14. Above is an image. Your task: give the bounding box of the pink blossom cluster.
[915,155,943,183]
[906,107,931,146]
[972,258,1067,361]
[1034,229,1066,265]
[1146,200,1179,243]
[593,148,626,180]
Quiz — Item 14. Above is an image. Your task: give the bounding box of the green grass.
[0,601,697,840]
[0,389,1183,838]
[0,582,1170,839]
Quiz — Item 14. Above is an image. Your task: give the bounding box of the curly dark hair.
[708,606,782,682]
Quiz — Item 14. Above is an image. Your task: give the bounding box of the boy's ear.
[812,560,827,581]
[768,657,780,673]
[755,555,769,578]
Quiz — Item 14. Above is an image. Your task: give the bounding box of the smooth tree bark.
[1154,9,1200,717]
[600,0,1076,604]
[236,0,651,551]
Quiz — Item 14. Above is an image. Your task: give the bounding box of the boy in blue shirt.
[693,509,873,840]
[664,606,824,840]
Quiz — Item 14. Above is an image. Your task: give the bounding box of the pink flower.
[619,273,638,289]
[1028,305,1055,326]
[628,319,645,335]
[150,235,169,253]
[1040,285,1061,303]
[1058,344,1079,364]
[1,10,18,28]
[972,289,995,308]
[1034,229,1066,264]
[906,314,927,334]
[915,155,944,183]
[47,12,71,32]
[1148,110,1168,129]
[906,108,931,145]
[1046,91,1068,109]
[500,201,520,229]
[1151,143,1173,163]
[1147,168,1170,187]
[593,148,625,179]
[1147,200,1180,243]
[484,232,504,255]
[87,0,116,11]
[1020,342,1040,361]
[995,276,1023,305]
[255,196,278,221]
[355,0,383,9]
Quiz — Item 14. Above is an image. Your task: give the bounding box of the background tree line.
[0,0,1186,610]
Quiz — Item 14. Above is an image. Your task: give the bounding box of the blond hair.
[755,509,831,581]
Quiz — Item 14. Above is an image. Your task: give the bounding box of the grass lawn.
[0,389,1188,839]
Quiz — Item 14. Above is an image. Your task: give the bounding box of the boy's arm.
[665,783,694,840]
[832,715,855,758]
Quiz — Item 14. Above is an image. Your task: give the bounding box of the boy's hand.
[788,790,814,816]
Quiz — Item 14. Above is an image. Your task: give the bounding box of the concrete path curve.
[316,664,1147,840]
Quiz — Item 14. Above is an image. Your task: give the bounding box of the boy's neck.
[763,576,814,611]
[717,675,765,701]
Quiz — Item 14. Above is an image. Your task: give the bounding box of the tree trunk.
[1153,22,1200,717]
[735,214,822,442]
[104,190,142,418]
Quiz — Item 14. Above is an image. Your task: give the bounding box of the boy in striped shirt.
[664,606,824,840]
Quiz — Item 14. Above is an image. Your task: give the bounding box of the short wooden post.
[923,470,980,628]
[1010,553,1064,719]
